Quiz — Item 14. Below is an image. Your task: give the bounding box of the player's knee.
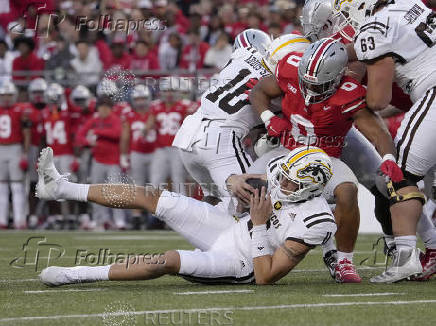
[162,250,181,274]
[334,182,358,208]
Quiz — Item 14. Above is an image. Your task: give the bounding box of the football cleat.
[323,250,337,279]
[39,266,82,286]
[411,248,436,281]
[35,147,66,201]
[335,258,362,283]
[370,247,422,283]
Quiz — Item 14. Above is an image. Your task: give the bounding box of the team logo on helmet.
[296,162,332,186]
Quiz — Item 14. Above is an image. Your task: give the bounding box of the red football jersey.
[125,111,156,154]
[17,103,44,147]
[68,99,96,135]
[150,100,190,148]
[113,101,132,117]
[41,107,74,156]
[76,113,121,165]
[0,105,24,145]
[275,52,367,158]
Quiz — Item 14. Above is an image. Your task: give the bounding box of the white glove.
[120,154,130,171]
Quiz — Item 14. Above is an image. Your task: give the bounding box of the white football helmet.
[45,83,65,106]
[70,85,91,109]
[301,0,349,42]
[262,34,310,73]
[298,38,348,105]
[332,0,379,33]
[268,146,333,204]
[131,84,151,110]
[0,80,18,107]
[28,77,47,104]
[233,29,272,56]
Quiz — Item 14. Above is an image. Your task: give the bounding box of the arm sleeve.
[354,18,404,63]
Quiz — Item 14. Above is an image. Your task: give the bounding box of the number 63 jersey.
[275,52,366,158]
[199,47,271,134]
[354,0,436,103]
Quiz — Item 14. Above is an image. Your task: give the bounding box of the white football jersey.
[354,0,436,102]
[199,47,271,135]
[233,195,335,261]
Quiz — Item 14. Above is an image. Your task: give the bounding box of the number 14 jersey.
[199,47,270,135]
[276,52,367,158]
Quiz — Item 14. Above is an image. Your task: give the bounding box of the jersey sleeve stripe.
[286,237,316,248]
[303,212,333,222]
[306,218,336,228]
[342,99,366,113]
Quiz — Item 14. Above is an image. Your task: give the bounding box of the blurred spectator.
[106,36,132,71]
[0,40,15,82]
[12,37,44,82]
[45,36,74,85]
[203,32,232,69]
[204,15,224,46]
[70,40,102,87]
[158,32,182,71]
[180,28,210,71]
[130,40,160,76]
[269,22,282,39]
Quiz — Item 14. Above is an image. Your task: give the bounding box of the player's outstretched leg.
[35,147,160,213]
[40,250,180,286]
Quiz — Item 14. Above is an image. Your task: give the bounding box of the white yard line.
[323,292,405,297]
[0,278,39,283]
[72,235,183,241]
[0,300,435,323]
[174,290,254,295]
[24,288,105,294]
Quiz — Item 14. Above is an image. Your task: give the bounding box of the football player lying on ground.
[37,146,336,286]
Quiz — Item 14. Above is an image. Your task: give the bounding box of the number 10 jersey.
[199,47,271,136]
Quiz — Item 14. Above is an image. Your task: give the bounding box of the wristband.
[260,110,275,124]
[382,154,396,162]
[251,224,273,258]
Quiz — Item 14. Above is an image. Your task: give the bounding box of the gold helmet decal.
[296,162,333,186]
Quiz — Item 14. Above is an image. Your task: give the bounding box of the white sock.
[59,181,89,202]
[11,182,26,227]
[322,238,336,256]
[395,235,417,251]
[0,183,9,226]
[384,235,395,249]
[337,251,353,263]
[73,265,111,282]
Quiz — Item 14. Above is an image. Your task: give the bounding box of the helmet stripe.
[271,37,309,56]
[239,33,248,47]
[287,148,327,166]
[307,38,336,77]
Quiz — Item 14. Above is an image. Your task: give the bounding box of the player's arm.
[353,107,404,182]
[250,187,310,285]
[353,107,395,157]
[225,173,265,204]
[365,57,395,111]
[120,119,130,170]
[20,115,31,154]
[249,75,291,137]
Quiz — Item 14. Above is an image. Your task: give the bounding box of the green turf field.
[0,231,435,326]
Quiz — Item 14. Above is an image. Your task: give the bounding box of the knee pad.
[371,186,393,236]
[386,178,426,206]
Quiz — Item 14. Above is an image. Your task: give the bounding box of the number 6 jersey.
[275,52,367,158]
[354,0,436,103]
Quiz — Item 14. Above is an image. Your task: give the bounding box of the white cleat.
[39,266,82,286]
[35,147,66,200]
[370,247,423,283]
